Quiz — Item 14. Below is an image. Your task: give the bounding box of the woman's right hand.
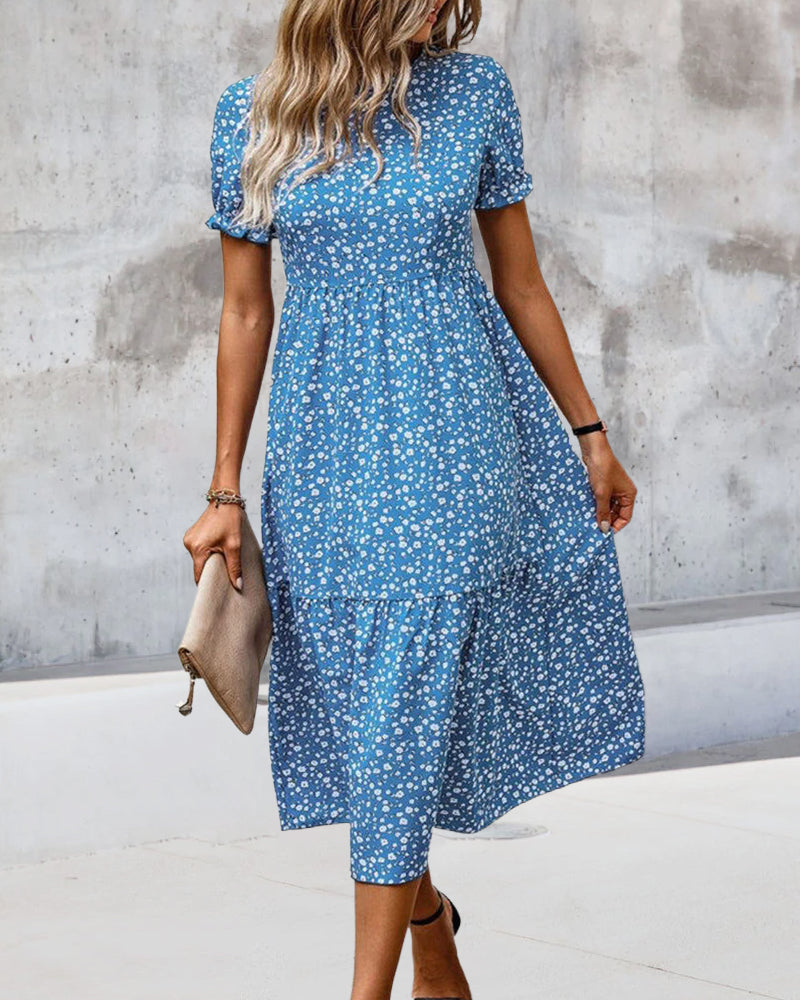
[182,501,244,590]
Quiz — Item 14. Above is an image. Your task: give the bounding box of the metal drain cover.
[434,821,549,841]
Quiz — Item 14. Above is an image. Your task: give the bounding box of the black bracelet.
[572,419,607,437]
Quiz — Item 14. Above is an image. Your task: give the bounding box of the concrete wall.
[1,2,797,670]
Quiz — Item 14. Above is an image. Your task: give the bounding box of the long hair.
[232,0,481,232]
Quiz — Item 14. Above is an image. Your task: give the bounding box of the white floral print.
[206,48,646,884]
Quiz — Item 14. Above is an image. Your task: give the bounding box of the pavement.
[1,731,798,1000]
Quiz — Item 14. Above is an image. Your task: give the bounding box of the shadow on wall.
[95,239,222,367]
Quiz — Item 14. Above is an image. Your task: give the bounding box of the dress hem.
[271,723,646,857]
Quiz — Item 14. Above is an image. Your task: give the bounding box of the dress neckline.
[410,44,440,70]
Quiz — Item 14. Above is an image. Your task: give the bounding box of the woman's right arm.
[182,232,275,588]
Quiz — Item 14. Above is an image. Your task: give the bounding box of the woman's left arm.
[476,201,637,534]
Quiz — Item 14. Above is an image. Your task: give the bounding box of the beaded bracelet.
[205,487,246,511]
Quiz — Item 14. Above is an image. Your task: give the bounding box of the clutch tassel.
[177,663,200,716]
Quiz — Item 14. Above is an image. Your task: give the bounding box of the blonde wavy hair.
[232,0,481,232]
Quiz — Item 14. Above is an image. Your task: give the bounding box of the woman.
[183,1,646,997]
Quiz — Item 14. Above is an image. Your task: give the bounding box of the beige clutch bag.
[177,512,273,734]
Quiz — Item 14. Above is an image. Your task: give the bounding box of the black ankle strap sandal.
[409,885,461,935]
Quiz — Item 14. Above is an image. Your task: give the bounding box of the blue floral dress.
[206,47,646,884]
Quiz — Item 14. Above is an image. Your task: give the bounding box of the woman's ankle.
[410,870,442,922]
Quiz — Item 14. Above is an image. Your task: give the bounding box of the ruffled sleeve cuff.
[205,212,276,243]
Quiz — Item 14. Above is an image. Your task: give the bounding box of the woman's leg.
[350,867,472,1000]
[351,874,423,1000]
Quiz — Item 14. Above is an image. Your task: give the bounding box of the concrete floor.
[1,732,798,1000]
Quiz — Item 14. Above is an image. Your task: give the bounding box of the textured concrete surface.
[1,3,798,669]
[1,732,798,999]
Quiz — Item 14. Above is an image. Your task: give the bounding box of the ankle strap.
[410,888,445,926]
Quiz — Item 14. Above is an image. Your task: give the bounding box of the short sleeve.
[206,77,276,244]
[473,61,534,211]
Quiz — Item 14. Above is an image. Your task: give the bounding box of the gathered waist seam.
[285,261,479,291]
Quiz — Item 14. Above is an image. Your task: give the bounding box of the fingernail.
[600,520,611,533]
[235,577,243,590]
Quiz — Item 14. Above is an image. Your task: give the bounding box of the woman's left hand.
[578,435,637,534]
